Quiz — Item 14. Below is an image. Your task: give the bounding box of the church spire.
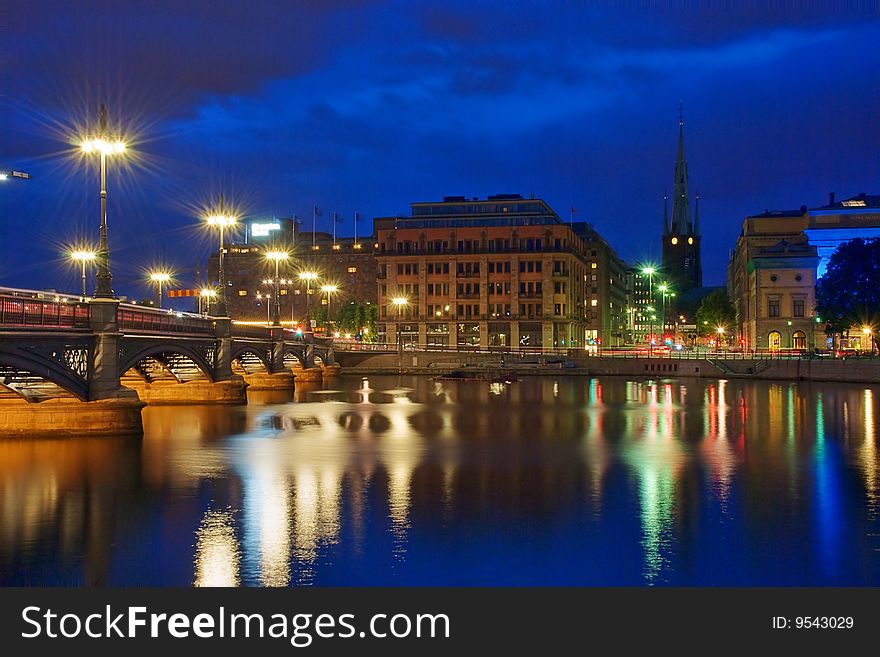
[663,192,669,235]
[671,102,691,234]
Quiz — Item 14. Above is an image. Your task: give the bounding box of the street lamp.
[642,266,656,352]
[299,271,319,332]
[70,250,96,297]
[256,292,271,326]
[80,105,127,299]
[320,284,338,334]
[148,271,172,309]
[265,250,289,326]
[391,297,409,367]
[199,287,217,315]
[205,197,236,317]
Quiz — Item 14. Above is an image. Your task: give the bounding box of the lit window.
[280,289,288,296]
[238,290,248,296]
[591,299,598,307]
[591,263,597,269]
[348,267,357,273]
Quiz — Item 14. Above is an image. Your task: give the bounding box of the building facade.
[728,211,819,350]
[207,218,377,324]
[374,194,626,350]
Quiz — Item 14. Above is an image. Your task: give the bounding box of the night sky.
[3,1,879,299]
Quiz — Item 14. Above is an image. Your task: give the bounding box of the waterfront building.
[728,210,819,350]
[373,194,627,349]
[207,217,377,324]
[728,192,880,349]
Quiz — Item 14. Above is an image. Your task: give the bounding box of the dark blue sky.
[3,1,879,297]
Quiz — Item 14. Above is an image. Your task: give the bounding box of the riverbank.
[336,351,880,384]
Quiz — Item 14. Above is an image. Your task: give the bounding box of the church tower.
[661,106,702,291]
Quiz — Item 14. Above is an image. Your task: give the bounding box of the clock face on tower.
[671,237,678,245]
[688,237,694,245]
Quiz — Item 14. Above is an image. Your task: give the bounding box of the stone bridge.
[0,290,336,435]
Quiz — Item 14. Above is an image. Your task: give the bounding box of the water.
[1,376,878,586]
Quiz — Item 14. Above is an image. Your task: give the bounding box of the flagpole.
[312,205,317,250]
[354,211,359,244]
[333,212,337,245]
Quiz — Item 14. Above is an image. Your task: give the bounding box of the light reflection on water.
[0,376,879,586]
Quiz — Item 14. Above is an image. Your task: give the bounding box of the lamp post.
[256,292,271,326]
[205,197,236,317]
[80,105,126,299]
[70,250,96,297]
[716,325,726,352]
[199,288,217,315]
[265,250,289,326]
[148,272,172,309]
[299,271,318,332]
[391,297,408,370]
[642,266,656,354]
[321,284,338,334]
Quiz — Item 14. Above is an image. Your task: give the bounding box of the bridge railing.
[0,293,91,329]
[230,322,274,339]
[117,304,216,336]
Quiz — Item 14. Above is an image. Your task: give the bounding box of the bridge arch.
[118,343,215,383]
[0,344,90,402]
[230,344,272,374]
[282,346,306,369]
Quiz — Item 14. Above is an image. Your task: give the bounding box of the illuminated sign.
[841,200,866,207]
[251,221,281,237]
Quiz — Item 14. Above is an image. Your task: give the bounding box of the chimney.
[828,192,835,205]
[800,205,807,213]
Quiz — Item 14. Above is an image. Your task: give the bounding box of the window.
[591,263,597,269]
[238,290,248,296]
[591,299,598,307]
[348,267,357,273]
[768,299,780,317]
[793,299,805,317]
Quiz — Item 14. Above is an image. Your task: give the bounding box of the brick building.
[374,194,626,350]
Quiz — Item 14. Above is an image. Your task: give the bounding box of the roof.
[811,192,880,211]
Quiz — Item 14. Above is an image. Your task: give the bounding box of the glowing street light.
[320,284,338,333]
[265,250,289,326]
[641,265,657,353]
[148,271,172,309]
[70,249,96,297]
[299,271,319,331]
[256,292,272,326]
[205,196,236,317]
[199,287,217,315]
[79,104,127,299]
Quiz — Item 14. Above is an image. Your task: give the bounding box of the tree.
[816,237,880,349]
[695,289,736,339]
[335,299,378,342]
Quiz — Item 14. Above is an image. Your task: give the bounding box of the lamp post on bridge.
[265,250,289,327]
[391,296,409,371]
[299,271,318,334]
[80,105,127,299]
[205,196,236,317]
[70,250,96,298]
[148,271,172,309]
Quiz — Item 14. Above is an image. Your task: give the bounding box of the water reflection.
[194,509,240,587]
[1,376,879,586]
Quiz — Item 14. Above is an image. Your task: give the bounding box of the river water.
[1,375,878,586]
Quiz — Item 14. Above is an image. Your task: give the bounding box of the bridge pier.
[122,376,249,405]
[0,396,145,437]
[242,371,294,391]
